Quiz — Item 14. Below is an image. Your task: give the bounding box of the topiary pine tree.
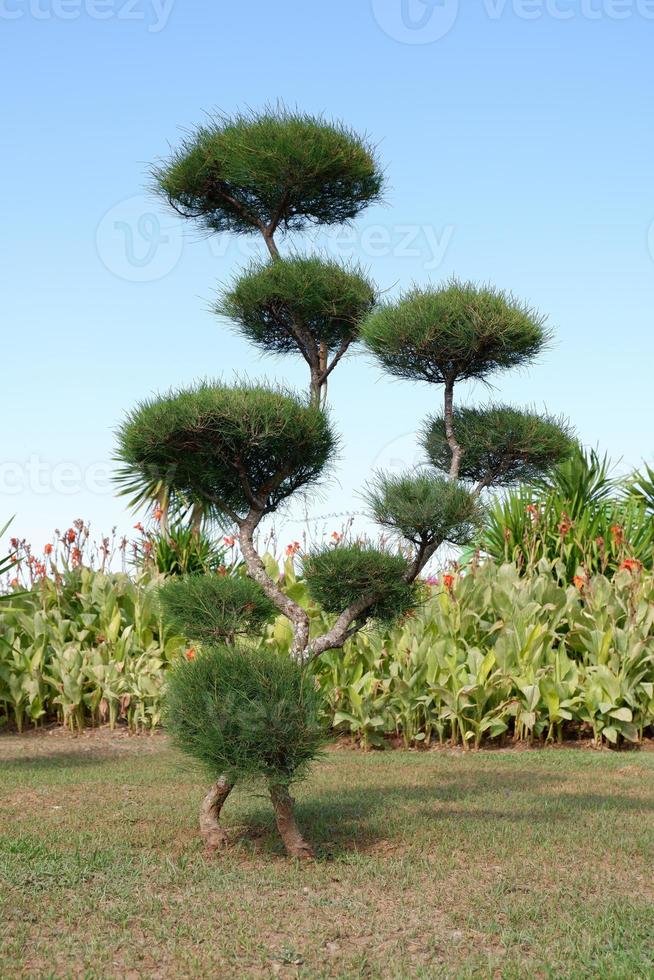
[117,108,574,859]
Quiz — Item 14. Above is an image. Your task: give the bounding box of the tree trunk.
[268,782,315,859]
[199,774,234,853]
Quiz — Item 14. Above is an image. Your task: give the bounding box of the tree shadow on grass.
[226,767,654,860]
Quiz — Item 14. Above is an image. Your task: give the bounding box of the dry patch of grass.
[1,729,653,978]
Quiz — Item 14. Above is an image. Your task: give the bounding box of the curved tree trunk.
[269,782,315,859]
[199,774,234,853]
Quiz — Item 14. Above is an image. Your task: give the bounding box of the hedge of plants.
[2,543,654,748]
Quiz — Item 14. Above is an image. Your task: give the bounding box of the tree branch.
[237,510,310,662]
[444,376,462,480]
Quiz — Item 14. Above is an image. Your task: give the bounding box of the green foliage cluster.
[423,406,576,487]
[218,255,376,357]
[481,449,654,577]
[158,574,276,643]
[314,559,654,749]
[302,544,421,622]
[365,471,483,547]
[361,280,549,384]
[153,106,383,236]
[0,567,183,732]
[116,381,337,519]
[164,644,327,785]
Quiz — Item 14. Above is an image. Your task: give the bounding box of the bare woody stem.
[199,774,234,853]
[238,509,311,662]
[268,782,315,859]
[444,376,462,480]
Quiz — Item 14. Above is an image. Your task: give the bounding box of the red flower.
[442,573,455,593]
[223,536,236,547]
[185,647,196,661]
[71,547,82,567]
[285,541,301,557]
[44,543,53,556]
[331,531,341,543]
[620,558,642,574]
[66,528,76,544]
[10,538,19,550]
[10,578,19,589]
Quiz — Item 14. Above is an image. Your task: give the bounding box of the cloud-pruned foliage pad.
[164,644,327,785]
[153,106,383,236]
[158,574,276,643]
[302,544,421,622]
[218,254,376,357]
[361,279,549,384]
[115,381,337,519]
[423,405,575,487]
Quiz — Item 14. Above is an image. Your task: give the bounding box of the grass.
[1,731,653,978]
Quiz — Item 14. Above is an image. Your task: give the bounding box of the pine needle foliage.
[361,279,549,384]
[365,471,483,547]
[115,381,337,519]
[217,254,376,357]
[164,644,327,785]
[158,574,276,643]
[153,106,383,237]
[303,545,420,622]
[423,405,575,487]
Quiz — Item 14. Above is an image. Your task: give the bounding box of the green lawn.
[1,732,653,979]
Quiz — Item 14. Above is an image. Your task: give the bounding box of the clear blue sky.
[2,0,653,554]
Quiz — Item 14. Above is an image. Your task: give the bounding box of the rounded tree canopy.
[217,254,377,358]
[302,544,420,622]
[153,106,383,237]
[158,574,277,643]
[365,470,483,546]
[115,381,337,519]
[361,279,549,384]
[422,405,575,487]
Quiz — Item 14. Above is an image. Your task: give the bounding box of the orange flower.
[285,541,301,557]
[442,573,455,592]
[10,578,19,588]
[223,536,236,547]
[66,528,76,543]
[620,558,642,574]
[558,513,573,538]
[44,543,53,555]
[134,522,144,533]
[573,575,586,592]
[331,531,341,543]
[185,647,196,661]
[153,506,164,522]
[610,524,624,545]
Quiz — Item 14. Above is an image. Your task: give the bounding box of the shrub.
[164,644,327,785]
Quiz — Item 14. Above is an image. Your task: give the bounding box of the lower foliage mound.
[164,644,327,785]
